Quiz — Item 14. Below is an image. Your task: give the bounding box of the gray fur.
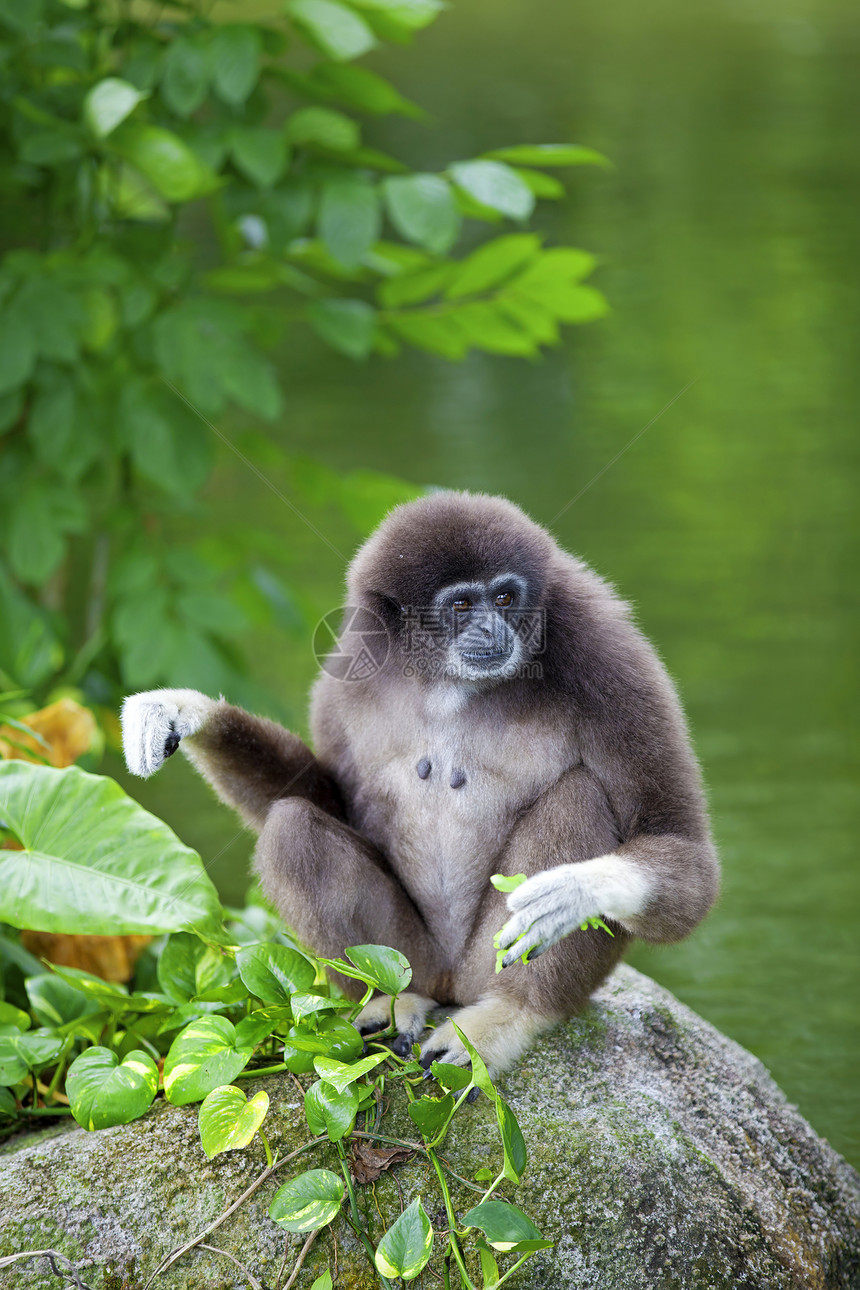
[121,491,719,1075]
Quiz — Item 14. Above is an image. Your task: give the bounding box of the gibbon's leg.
[121,689,343,830]
[422,765,628,1076]
[254,798,441,1008]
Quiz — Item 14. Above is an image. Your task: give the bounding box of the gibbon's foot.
[121,688,217,778]
[419,996,559,1080]
[354,992,437,1057]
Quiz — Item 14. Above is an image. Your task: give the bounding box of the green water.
[120,0,859,1166]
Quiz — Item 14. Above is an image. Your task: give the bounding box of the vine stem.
[428,1147,476,1290]
[489,1251,532,1289]
[335,1139,379,1274]
[142,1136,327,1290]
[235,1063,287,1080]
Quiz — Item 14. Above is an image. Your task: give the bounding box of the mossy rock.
[1,966,858,1288]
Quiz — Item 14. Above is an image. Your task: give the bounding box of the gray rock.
[1,965,857,1289]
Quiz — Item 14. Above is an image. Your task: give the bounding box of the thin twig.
[142,1137,326,1289]
[281,1229,320,1290]
[198,1243,264,1290]
[0,1249,93,1289]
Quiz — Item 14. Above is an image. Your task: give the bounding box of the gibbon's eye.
[494,591,513,608]
[452,597,472,612]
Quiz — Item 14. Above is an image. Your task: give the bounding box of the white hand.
[495,864,600,967]
[495,856,651,967]
[121,688,216,778]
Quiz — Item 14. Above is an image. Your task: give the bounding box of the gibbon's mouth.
[461,647,513,666]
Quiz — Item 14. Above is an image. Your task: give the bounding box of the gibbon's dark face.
[428,572,530,681]
[346,491,555,685]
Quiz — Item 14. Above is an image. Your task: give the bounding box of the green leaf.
[407,1092,454,1137]
[0,1087,15,1118]
[269,1168,345,1232]
[313,1051,388,1092]
[282,1016,363,1073]
[490,872,528,893]
[111,122,218,202]
[309,298,376,359]
[0,308,36,395]
[235,943,316,1004]
[461,1200,552,1253]
[385,309,467,359]
[117,377,214,495]
[310,63,422,117]
[0,1028,63,1086]
[304,1078,359,1141]
[445,235,540,300]
[0,1003,28,1031]
[289,992,353,1023]
[375,1196,434,1281]
[448,160,535,221]
[383,174,460,255]
[476,1237,500,1285]
[310,1275,333,1290]
[344,944,412,994]
[447,300,535,356]
[483,143,610,168]
[289,0,377,62]
[66,1047,158,1130]
[49,965,170,1014]
[19,131,84,165]
[430,1060,472,1091]
[451,1022,496,1101]
[0,763,225,940]
[210,25,261,106]
[157,933,234,1004]
[161,38,209,118]
[377,263,453,308]
[319,174,380,268]
[25,974,99,1028]
[287,105,359,151]
[231,127,289,188]
[513,166,565,199]
[84,78,148,138]
[199,1084,269,1158]
[496,1096,527,1182]
[163,1016,253,1105]
[16,277,86,363]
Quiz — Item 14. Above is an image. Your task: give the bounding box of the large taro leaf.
[0,763,224,940]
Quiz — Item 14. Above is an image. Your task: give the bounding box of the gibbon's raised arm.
[121,688,344,830]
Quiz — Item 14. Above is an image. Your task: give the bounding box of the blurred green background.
[4,0,858,1166]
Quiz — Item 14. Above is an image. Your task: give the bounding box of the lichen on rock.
[1,966,858,1289]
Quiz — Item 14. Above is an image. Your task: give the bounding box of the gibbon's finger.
[494,907,539,951]
[501,931,543,969]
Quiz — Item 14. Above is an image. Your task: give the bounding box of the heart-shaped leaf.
[66,1046,158,1129]
[430,1061,472,1092]
[25,974,99,1028]
[313,1051,388,1092]
[198,1084,269,1158]
[0,1002,29,1031]
[158,932,234,1003]
[236,942,316,1004]
[407,1093,454,1139]
[343,944,412,995]
[269,1168,344,1233]
[283,1016,363,1073]
[461,1200,553,1252]
[163,1016,253,1105]
[304,1078,358,1142]
[0,1028,64,1085]
[375,1196,434,1281]
[84,78,148,138]
[0,763,224,940]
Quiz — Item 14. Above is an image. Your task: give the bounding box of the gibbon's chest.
[334,685,573,939]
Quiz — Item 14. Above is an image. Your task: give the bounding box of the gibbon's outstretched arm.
[121,689,344,830]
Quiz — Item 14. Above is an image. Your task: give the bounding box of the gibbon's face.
[424,572,532,683]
